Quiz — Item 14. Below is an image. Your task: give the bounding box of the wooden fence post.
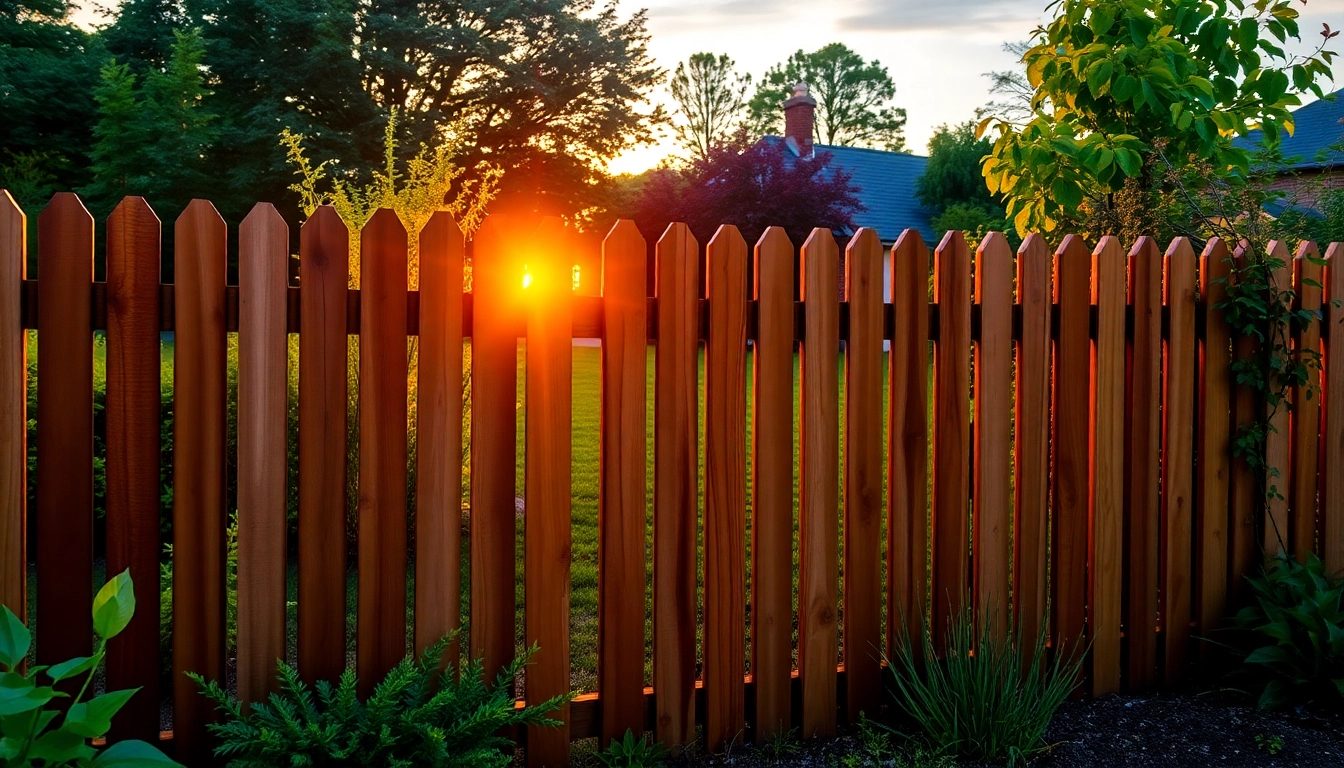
[105,196,163,740]
[972,232,1012,642]
[751,226,793,740]
[1196,238,1233,665]
[1264,241,1293,556]
[1126,236,1162,691]
[1091,236,1125,695]
[932,231,971,645]
[172,199,229,763]
[1324,243,1344,575]
[0,191,25,626]
[1291,242,1323,560]
[1229,242,1259,597]
[1162,238,1196,684]
[1015,234,1050,655]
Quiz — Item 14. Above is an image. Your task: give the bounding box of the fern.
[191,635,568,767]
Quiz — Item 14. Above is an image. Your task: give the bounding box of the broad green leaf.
[47,654,99,683]
[91,739,186,767]
[66,689,138,739]
[93,569,136,641]
[1051,178,1083,210]
[1115,148,1143,177]
[0,672,56,716]
[1245,645,1289,665]
[0,608,30,671]
[28,725,93,764]
[0,736,20,760]
[1087,60,1113,98]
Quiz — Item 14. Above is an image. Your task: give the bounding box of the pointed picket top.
[656,222,699,297]
[110,195,160,226]
[846,227,882,259]
[1055,232,1090,262]
[304,204,348,236]
[241,202,285,234]
[936,228,967,258]
[755,227,792,299]
[40,191,92,223]
[1165,236,1197,265]
[363,208,408,250]
[977,230,1012,262]
[754,225,791,254]
[707,224,746,255]
[800,227,838,302]
[893,227,926,258]
[0,189,23,223]
[605,218,645,254]
[657,221,694,250]
[1017,232,1046,261]
[422,210,463,249]
[0,191,24,276]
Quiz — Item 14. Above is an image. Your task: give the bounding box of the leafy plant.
[191,635,568,768]
[1256,733,1285,755]
[0,570,182,767]
[831,716,952,768]
[753,726,800,763]
[594,729,667,768]
[1233,553,1344,709]
[885,609,1082,766]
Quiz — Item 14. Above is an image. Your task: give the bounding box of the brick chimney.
[782,82,816,157]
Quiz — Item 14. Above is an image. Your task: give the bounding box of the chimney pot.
[782,82,816,156]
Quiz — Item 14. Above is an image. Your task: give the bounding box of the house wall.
[1266,167,1344,209]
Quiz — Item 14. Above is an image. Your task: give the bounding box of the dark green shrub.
[191,636,567,767]
[0,570,182,767]
[594,729,667,768]
[885,609,1082,766]
[1233,553,1344,709]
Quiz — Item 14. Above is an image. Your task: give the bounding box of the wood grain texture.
[1264,242,1293,556]
[1091,236,1125,696]
[1229,243,1259,598]
[843,228,883,720]
[298,205,350,684]
[1052,235,1091,670]
[105,197,162,740]
[1291,242,1322,561]
[889,230,929,659]
[704,225,747,755]
[750,226,793,740]
[1196,239,1233,663]
[799,228,839,739]
[1014,234,1050,655]
[36,193,95,671]
[932,230,971,644]
[1324,243,1344,575]
[1126,236,1162,691]
[470,214,521,684]
[1161,238,1196,685]
[598,220,647,745]
[0,192,23,624]
[653,223,699,750]
[172,199,229,764]
[972,232,1012,641]
[414,211,464,662]
[237,204,289,709]
[357,209,409,697]
[525,217,573,767]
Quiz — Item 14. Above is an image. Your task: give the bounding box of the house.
[1236,89,1343,209]
[766,83,935,300]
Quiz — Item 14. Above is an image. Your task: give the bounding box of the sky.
[608,0,1344,174]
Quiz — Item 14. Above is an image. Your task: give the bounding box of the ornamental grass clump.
[191,636,568,768]
[885,609,1082,766]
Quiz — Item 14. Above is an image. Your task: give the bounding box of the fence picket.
[525,217,574,767]
[751,226,793,739]
[1015,234,1050,654]
[653,223,699,750]
[237,204,289,709]
[599,220,647,744]
[704,225,747,754]
[843,228,883,718]
[415,211,465,662]
[932,231,971,643]
[357,209,410,695]
[1053,235,1090,669]
[1229,243,1259,597]
[1197,239,1233,663]
[471,214,522,684]
[973,232,1012,641]
[1325,243,1344,574]
[1162,238,1196,684]
[1265,242,1293,556]
[799,228,839,738]
[1126,236,1162,691]
[297,205,350,684]
[1291,242,1322,560]
[0,192,21,625]
[888,230,929,658]
[104,197,162,739]
[1091,236,1125,695]
[172,199,229,763]
[36,194,95,670]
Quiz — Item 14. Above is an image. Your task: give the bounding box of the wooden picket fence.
[1,190,1343,766]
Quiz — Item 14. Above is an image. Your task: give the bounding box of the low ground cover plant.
[885,609,1082,766]
[0,570,181,767]
[1233,553,1344,709]
[594,729,667,768]
[192,635,568,767]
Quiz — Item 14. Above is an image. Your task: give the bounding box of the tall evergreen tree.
[670,53,750,162]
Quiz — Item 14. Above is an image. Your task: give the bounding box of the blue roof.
[763,136,935,244]
[1237,90,1344,171]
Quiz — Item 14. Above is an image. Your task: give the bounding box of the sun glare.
[521,265,533,289]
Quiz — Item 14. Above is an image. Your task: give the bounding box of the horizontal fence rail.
[2,191,1344,765]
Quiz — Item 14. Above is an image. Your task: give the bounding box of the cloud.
[837,0,1043,32]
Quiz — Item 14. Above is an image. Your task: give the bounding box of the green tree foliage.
[100,0,186,74]
[670,52,751,162]
[0,0,103,207]
[980,0,1337,239]
[82,28,216,220]
[918,122,1014,246]
[982,41,1034,124]
[746,43,907,151]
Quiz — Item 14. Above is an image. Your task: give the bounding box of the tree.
[101,0,186,75]
[980,0,1337,239]
[982,41,1034,123]
[670,53,751,162]
[629,133,864,249]
[917,122,998,213]
[746,43,906,151]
